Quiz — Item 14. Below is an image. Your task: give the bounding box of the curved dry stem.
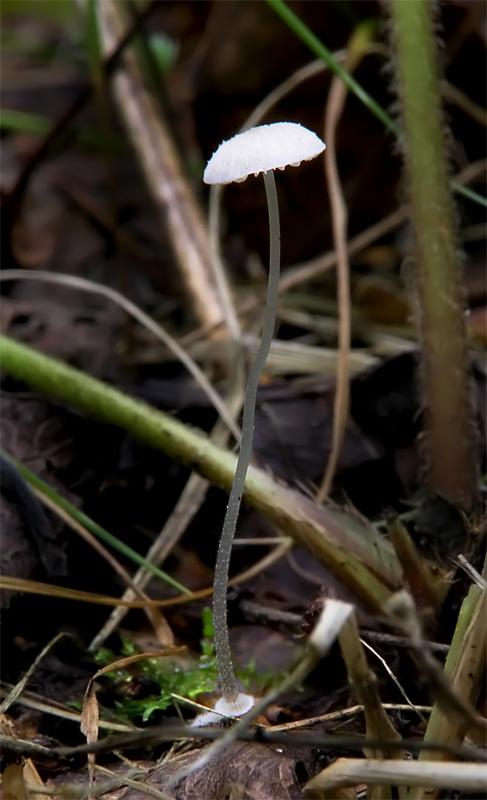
[317,30,370,502]
[0,270,239,442]
[316,65,351,503]
[213,170,281,704]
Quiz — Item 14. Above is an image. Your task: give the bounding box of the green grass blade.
[266,0,397,134]
[1,450,191,596]
[265,0,486,208]
[0,108,122,149]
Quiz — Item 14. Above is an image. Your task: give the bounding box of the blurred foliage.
[1,0,75,21]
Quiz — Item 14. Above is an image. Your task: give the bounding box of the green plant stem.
[213,170,281,704]
[0,334,400,612]
[264,0,486,209]
[388,0,477,511]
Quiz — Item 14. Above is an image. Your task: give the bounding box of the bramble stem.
[213,171,281,703]
[388,0,477,511]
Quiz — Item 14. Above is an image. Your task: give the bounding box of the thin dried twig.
[0,633,68,715]
[317,34,369,502]
[181,157,486,351]
[271,703,433,732]
[95,0,227,334]
[0,540,292,612]
[360,638,427,725]
[0,684,136,731]
[1,727,482,761]
[0,270,239,441]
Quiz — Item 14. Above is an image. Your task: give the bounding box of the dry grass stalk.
[387,516,444,612]
[94,0,227,334]
[0,270,239,440]
[385,590,487,738]
[408,576,487,800]
[316,34,361,502]
[338,611,404,800]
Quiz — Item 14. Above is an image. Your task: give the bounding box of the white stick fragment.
[309,599,354,658]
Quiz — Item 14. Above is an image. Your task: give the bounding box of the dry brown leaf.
[81,677,99,793]
[22,759,46,800]
[2,763,28,800]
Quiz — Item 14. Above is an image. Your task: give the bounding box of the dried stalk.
[95,0,227,333]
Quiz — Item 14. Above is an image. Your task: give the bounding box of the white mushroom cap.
[203,122,326,185]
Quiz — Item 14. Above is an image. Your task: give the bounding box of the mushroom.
[204,122,326,716]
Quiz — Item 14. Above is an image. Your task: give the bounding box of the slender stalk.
[213,170,280,704]
[387,0,477,511]
[316,40,354,502]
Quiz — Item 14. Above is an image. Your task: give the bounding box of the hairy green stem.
[213,171,280,704]
[0,334,400,611]
[387,0,477,511]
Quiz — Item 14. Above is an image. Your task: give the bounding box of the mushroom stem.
[213,169,281,704]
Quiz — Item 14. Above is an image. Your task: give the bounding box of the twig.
[271,703,433,733]
[95,0,227,333]
[0,633,68,715]
[303,759,487,796]
[316,39,356,502]
[360,638,427,726]
[0,270,239,441]
[0,728,482,762]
